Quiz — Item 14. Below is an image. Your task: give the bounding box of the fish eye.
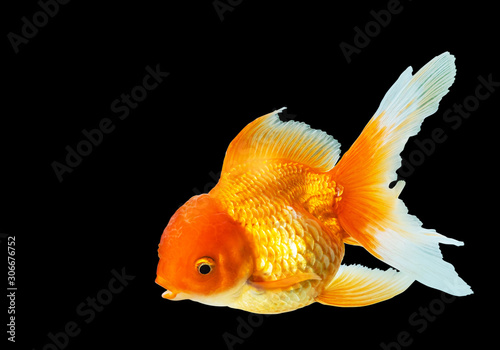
[196,257,215,275]
[198,263,212,275]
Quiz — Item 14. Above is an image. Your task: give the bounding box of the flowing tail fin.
[330,52,472,296]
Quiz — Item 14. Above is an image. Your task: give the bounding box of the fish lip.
[155,275,178,299]
[161,290,178,299]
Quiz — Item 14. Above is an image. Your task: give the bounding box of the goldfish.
[155,52,472,314]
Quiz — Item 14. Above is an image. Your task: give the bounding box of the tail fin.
[330,52,472,296]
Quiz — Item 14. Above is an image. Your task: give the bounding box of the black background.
[2,0,498,349]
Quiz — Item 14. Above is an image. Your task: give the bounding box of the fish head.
[156,194,254,306]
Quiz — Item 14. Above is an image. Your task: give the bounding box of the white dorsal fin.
[222,108,341,173]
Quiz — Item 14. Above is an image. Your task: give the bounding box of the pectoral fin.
[316,264,414,307]
[249,272,321,291]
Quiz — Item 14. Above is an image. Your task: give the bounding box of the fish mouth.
[155,275,178,300]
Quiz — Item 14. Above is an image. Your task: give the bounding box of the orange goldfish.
[156,52,472,314]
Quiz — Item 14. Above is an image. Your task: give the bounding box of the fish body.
[210,160,344,313]
[156,52,472,314]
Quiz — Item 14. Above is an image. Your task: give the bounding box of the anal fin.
[316,264,413,307]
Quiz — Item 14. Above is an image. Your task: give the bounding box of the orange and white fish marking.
[155,52,472,314]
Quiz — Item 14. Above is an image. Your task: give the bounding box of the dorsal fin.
[221,108,341,173]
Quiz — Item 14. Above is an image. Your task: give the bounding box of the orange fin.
[342,235,361,246]
[221,107,341,174]
[316,264,414,307]
[330,53,472,296]
[249,272,321,291]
